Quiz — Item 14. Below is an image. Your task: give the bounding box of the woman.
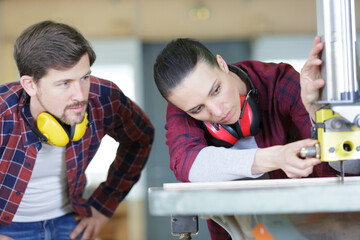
[153,37,338,239]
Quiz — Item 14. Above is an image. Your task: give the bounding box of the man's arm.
[88,83,155,218]
[70,207,109,240]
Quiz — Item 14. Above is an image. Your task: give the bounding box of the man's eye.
[82,75,90,81]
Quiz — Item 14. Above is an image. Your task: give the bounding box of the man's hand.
[300,36,326,120]
[70,206,109,240]
[253,139,321,178]
[0,234,14,240]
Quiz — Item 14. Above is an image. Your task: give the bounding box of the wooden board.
[163,176,360,191]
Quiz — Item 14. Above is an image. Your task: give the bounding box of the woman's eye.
[214,85,221,95]
[191,106,202,114]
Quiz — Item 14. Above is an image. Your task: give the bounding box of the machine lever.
[300,144,345,184]
[300,143,321,159]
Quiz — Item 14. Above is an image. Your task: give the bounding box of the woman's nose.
[208,102,222,117]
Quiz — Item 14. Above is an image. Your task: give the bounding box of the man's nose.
[71,82,87,101]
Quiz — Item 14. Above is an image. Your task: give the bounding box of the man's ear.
[216,54,229,73]
[20,75,37,97]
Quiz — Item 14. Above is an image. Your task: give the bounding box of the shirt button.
[25,162,31,167]
[4,216,9,220]
[16,191,21,195]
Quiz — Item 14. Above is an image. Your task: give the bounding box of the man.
[0,21,154,240]
[153,38,347,239]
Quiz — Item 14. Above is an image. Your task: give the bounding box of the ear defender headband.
[201,65,262,148]
[21,91,89,147]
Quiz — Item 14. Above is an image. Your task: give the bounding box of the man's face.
[167,60,247,125]
[32,54,91,125]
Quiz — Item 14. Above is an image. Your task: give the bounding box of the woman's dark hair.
[153,38,218,99]
[14,20,96,82]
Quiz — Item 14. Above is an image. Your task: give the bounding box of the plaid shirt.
[165,60,344,240]
[0,77,154,226]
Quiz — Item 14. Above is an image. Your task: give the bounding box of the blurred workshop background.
[0,0,360,239]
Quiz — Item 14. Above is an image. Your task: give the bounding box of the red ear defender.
[201,91,262,148]
[200,64,262,148]
[201,122,240,148]
[235,90,262,138]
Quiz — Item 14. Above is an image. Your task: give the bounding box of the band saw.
[300,0,360,183]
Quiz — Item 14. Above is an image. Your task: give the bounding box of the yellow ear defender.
[21,91,89,147]
[36,112,88,147]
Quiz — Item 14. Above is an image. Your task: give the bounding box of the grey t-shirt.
[189,136,263,182]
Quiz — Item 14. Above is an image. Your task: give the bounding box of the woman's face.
[167,55,248,125]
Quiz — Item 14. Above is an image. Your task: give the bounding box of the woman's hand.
[252,139,321,178]
[300,36,326,120]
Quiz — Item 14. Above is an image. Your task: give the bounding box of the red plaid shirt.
[0,77,154,225]
[165,60,346,239]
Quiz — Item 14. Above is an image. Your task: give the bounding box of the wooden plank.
[149,182,360,216]
[163,176,360,191]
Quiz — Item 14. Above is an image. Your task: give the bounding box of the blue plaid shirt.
[0,77,154,225]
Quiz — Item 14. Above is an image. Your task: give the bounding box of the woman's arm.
[252,139,321,178]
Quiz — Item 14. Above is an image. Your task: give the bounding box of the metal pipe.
[315,0,359,104]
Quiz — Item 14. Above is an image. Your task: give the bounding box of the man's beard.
[37,96,88,125]
[59,101,88,125]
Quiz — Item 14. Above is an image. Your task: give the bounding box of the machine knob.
[354,114,360,128]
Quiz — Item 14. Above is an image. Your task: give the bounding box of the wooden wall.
[0,0,321,40]
[0,0,326,84]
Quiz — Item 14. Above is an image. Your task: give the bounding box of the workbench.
[148,177,360,240]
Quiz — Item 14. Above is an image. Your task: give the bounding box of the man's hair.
[14,20,96,82]
[153,38,218,99]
